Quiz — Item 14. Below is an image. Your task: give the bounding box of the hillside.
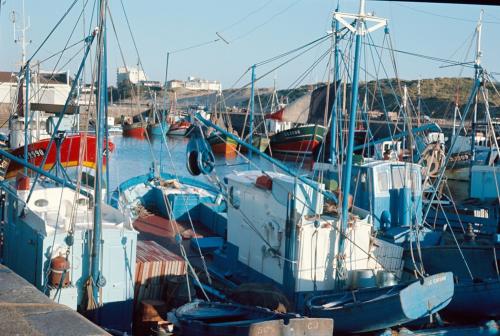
[175,77,500,119]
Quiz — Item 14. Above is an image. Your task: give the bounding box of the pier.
[0,264,107,336]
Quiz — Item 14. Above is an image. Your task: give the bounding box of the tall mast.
[91,0,108,305]
[417,78,421,127]
[470,10,483,173]
[330,6,341,165]
[248,64,256,161]
[334,0,386,283]
[402,85,408,152]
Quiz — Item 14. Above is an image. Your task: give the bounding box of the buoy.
[49,255,70,288]
[186,127,215,176]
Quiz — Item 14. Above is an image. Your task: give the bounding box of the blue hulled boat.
[168,301,329,336]
[306,273,454,334]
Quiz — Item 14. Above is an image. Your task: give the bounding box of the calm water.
[108,135,470,203]
[107,135,304,191]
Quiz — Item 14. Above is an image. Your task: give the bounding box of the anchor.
[186,126,215,176]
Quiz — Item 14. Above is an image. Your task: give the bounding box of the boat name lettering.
[24,149,45,160]
[449,153,470,162]
[307,320,320,329]
[282,129,301,137]
[426,275,446,285]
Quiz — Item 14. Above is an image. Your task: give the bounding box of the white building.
[0,70,71,106]
[0,70,78,149]
[116,67,146,85]
[166,76,221,92]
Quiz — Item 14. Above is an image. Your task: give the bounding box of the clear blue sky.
[1,0,500,89]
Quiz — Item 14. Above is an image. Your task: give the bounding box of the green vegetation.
[239,77,500,119]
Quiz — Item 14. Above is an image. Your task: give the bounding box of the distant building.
[167,80,184,90]
[117,67,146,85]
[141,80,162,90]
[167,76,221,92]
[0,70,71,106]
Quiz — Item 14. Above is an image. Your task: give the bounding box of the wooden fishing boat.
[207,132,238,156]
[2,133,114,179]
[168,120,191,136]
[169,301,298,336]
[123,120,148,138]
[269,124,327,161]
[306,273,453,334]
[267,84,334,162]
[148,121,170,137]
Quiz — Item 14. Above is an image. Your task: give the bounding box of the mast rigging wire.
[27,0,80,64]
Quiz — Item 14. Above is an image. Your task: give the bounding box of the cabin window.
[392,168,405,189]
[377,171,389,193]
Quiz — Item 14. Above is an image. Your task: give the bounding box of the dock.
[0,264,108,336]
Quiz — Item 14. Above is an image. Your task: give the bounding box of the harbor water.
[107,134,309,191]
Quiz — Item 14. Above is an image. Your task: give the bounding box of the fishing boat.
[168,119,191,136]
[148,120,170,136]
[3,133,114,179]
[269,124,327,161]
[0,2,138,332]
[206,92,241,156]
[267,84,331,161]
[402,244,500,321]
[306,273,453,334]
[113,2,456,334]
[169,300,304,336]
[335,158,500,322]
[122,117,148,138]
[207,131,238,156]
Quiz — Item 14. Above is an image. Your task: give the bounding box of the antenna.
[11,0,31,66]
[475,9,483,67]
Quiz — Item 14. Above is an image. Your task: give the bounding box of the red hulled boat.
[2,133,114,179]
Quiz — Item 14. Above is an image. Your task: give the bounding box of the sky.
[1,0,500,89]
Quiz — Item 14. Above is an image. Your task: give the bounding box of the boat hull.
[3,133,114,179]
[171,301,298,336]
[148,122,170,136]
[123,122,147,139]
[269,124,326,161]
[403,245,500,321]
[208,133,238,156]
[168,121,191,136]
[306,273,454,334]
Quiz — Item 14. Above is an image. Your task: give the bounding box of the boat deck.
[0,264,107,336]
[133,213,214,257]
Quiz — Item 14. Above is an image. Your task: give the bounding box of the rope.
[27,0,80,64]
[437,201,474,280]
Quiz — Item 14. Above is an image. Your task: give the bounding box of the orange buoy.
[49,255,70,288]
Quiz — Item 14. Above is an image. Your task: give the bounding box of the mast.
[470,10,483,177]
[249,64,256,161]
[24,64,30,174]
[402,85,408,152]
[417,79,421,127]
[330,7,341,165]
[11,0,30,66]
[163,52,170,124]
[91,0,108,305]
[334,0,386,282]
